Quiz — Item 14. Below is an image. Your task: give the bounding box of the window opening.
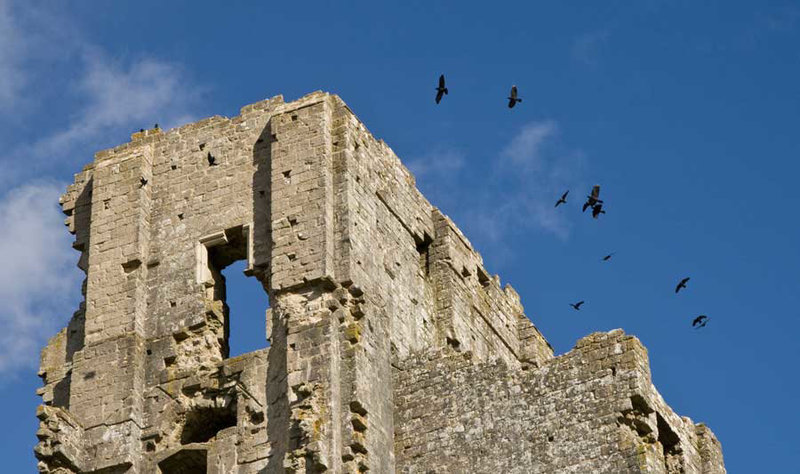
[197,224,269,359]
[222,260,270,356]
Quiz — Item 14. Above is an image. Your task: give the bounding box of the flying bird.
[435,74,448,104]
[602,252,615,261]
[569,301,585,311]
[692,315,709,328]
[139,177,148,187]
[582,185,603,212]
[592,203,606,219]
[555,190,569,208]
[507,85,522,108]
[207,152,217,166]
[675,277,690,294]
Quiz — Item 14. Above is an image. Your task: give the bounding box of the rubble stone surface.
[36,92,725,473]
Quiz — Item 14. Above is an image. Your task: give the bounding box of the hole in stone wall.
[416,233,433,276]
[158,448,207,474]
[657,413,680,451]
[222,260,271,357]
[446,337,461,351]
[477,267,491,287]
[181,403,237,444]
[122,259,142,273]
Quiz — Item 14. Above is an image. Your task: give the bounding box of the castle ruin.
[35,92,725,473]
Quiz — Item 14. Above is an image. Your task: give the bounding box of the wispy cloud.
[407,148,466,179]
[29,51,201,161]
[0,2,203,189]
[484,120,581,240]
[405,147,467,215]
[413,120,586,247]
[501,120,557,169]
[572,29,610,66]
[0,1,206,375]
[0,182,81,374]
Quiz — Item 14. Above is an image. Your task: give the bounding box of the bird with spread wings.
[435,74,448,104]
[507,85,522,108]
[582,185,603,212]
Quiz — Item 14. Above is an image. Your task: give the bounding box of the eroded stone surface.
[37,92,724,473]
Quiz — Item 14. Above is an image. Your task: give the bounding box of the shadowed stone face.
[36,92,725,474]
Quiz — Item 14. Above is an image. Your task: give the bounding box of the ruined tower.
[36,92,725,473]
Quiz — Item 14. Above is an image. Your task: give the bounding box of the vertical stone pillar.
[68,141,153,472]
[268,95,342,472]
[329,100,396,473]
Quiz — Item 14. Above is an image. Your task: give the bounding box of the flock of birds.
[139,75,709,331]
[434,74,710,330]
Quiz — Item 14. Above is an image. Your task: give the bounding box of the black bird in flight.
[602,252,615,261]
[507,85,522,108]
[675,277,690,294]
[207,152,217,166]
[591,203,606,219]
[555,190,569,208]
[139,177,148,187]
[582,185,603,212]
[435,74,448,104]
[570,301,585,311]
[692,315,709,328]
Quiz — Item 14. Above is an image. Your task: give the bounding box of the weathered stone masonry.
[36,91,725,473]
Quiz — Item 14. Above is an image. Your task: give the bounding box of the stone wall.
[37,92,723,473]
[393,330,725,473]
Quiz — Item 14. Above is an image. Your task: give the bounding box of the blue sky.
[1,1,798,471]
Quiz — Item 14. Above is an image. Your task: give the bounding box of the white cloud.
[0,182,82,374]
[0,4,203,188]
[407,148,465,179]
[29,51,201,160]
[501,120,558,169]
[0,2,206,375]
[492,120,585,239]
[414,121,586,246]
